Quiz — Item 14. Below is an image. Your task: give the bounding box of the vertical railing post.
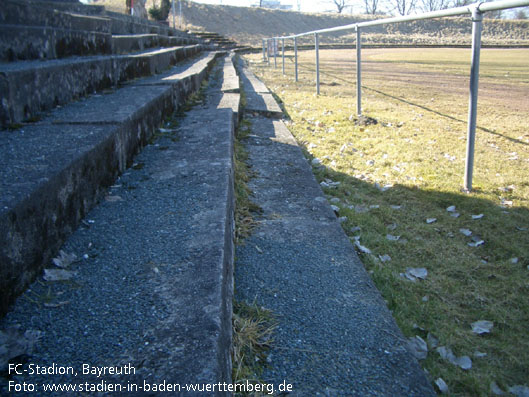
[267,39,270,66]
[274,38,277,68]
[282,38,285,75]
[172,0,175,29]
[294,36,298,82]
[315,33,320,95]
[356,26,362,116]
[262,39,266,61]
[464,6,483,192]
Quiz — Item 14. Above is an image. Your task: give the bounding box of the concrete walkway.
[234,61,435,396]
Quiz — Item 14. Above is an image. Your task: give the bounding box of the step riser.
[1,0,195,40]
[112,35,197,55]
[109,18,169,36]
[0,45,202,128]
[1,1,112,33]
[0,25,112,62]
[0,26,200,62]
[0,52,221,315]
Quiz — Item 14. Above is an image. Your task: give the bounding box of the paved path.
[234,61,435,396]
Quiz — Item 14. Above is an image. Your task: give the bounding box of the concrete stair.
[0,0,206,62]
[0,44,203,127]
[0,0,229,314]
[0,0,223,128]
[189,31,243,50]
[0,53,239,394]
[1,1,244,390]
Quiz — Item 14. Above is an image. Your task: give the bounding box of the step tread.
[220,55,239,93]
[0,45,200,73]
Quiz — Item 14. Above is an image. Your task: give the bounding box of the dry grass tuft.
[232,300,276,395]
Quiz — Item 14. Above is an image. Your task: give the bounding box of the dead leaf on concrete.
[44,301,70,308]
[52,250,77,269]
[407,336,428,360]
[355,241,371,255]
[43,268,76,281]
[105,195,123,202]
[0,327,42,371]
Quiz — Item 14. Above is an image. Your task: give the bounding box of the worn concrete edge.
[233,58,283,119]
[217,54,241,128]
[220,53,240,94]
[0,52,221,316]
[215,107,236,395]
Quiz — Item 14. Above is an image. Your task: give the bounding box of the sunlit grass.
[244,48,529,396]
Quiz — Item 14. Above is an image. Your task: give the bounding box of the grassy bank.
[244,48,529,395]
[90,1,529,47]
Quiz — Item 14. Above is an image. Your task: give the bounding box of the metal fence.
[261,0,529,191]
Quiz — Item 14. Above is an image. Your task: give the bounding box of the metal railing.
[260,0,529,191]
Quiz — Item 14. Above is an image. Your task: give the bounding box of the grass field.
[244,48,529,396]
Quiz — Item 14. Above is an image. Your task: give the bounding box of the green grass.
[244,48,529,396]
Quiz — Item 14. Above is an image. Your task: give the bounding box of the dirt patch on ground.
[311,48,529,113]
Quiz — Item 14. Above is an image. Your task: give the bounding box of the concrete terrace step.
[234,62,436,395]
[0,25,202,62]
[0,53,236,396]
[189,31,238,49]
[0,0,204,61]
[0,50,222,315]
[211,53,241,127]
[0,24,113,61]
[112,34,201,54]
[237,59,282,118]
[2,0,179,37]
[1,0,112,33]
[0,44,203,127]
